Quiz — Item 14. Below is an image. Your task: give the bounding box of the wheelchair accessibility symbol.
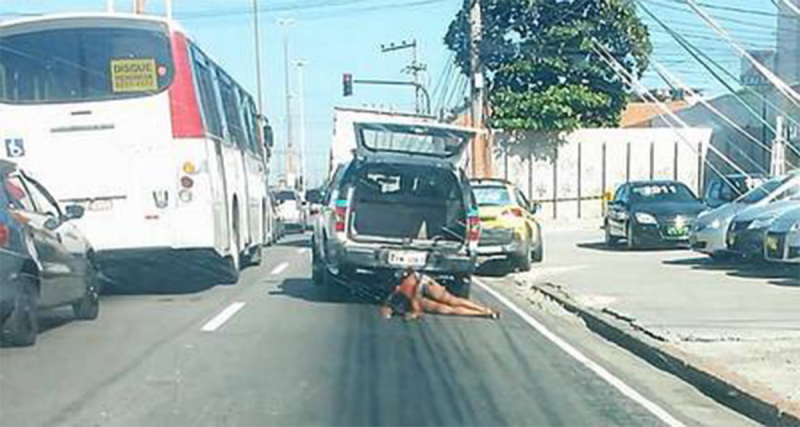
[4,138,25,158]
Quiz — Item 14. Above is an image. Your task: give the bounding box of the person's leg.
[419,297,493,317]
[425,281,495,314]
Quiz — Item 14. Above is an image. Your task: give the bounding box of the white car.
[690,172,800,260]
[274,189,305,232]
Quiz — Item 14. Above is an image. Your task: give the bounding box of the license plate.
[766,236,779,252]
[89,199,113,211]
[666,226,687,237]
[387,250,427,267]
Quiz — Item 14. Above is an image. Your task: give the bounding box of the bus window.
[217,72,246,150]
[191,51,222,138]
[0,22,173,104]
[241,93,260,156]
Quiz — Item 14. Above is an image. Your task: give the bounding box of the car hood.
[632,201,706,220]
[767,206,800,233]
[695,201,746,227]
[733,200,800,223]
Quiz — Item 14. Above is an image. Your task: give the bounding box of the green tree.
[445,0,652,136]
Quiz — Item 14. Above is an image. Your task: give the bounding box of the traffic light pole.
[352,78,432,115]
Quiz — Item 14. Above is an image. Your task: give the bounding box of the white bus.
[0,13,274,290]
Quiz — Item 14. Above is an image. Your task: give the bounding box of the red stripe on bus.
[169,32,204,138]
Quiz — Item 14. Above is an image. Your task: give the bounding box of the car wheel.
[605,221,620,247]
[512,239,532,272]
[626,224,639,250]
[450,275,472,299]
[532,234,544,263]
[1,277,38,347]
[73,265,100,321]
[311,241,325,287]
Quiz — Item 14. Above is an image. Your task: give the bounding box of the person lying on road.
[380,268,500,320]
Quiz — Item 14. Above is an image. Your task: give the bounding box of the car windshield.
[629,183,697,203]
[274,191,296,202]
[473,186,512,206]
[738,176,790,204]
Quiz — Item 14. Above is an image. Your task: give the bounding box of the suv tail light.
[503,207,524,218]
[334,200,349,232]
[467,215,481,242]
[0,223,9,247]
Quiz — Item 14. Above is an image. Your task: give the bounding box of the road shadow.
[662,256,740,271]
[577,241,685,253]
[727,263,799,280]
[268,278,378,305]
[769,277,800,287]
[476,259,514,277]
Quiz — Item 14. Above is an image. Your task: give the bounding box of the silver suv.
[310,122,479,297]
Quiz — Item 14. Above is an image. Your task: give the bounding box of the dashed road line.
[271,262,289,275]
[201,302,246,332]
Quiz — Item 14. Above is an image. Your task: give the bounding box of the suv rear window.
[357,123,471,158]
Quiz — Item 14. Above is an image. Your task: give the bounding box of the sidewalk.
[511,228,800,425]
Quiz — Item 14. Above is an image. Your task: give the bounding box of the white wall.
[491,128,712,220]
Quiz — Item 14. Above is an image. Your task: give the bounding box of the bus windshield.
[0,22,173,104]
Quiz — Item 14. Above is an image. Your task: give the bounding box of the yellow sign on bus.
[110,58,158,93]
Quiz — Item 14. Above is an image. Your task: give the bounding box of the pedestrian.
[380,268,500,320]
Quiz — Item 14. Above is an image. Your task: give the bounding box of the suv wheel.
[532,238,544,263]
[73,265,100,321]
[2,278,38,347]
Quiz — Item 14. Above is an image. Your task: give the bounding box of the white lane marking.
[200,302,246,332]
[474,278,685,427]
[297,248,307,255]
[271,262,289,275]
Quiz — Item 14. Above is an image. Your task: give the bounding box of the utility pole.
[279,19,295,188]
[468,0,489,177]
[252,0,264,115]
[380,40,428,114]
[295,60,308,191]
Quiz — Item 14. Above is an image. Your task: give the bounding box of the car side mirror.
[530,202,541,214]
[44,216,60,230]
[64,204,85,220]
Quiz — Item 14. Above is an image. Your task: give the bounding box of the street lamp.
[295,60,308,192]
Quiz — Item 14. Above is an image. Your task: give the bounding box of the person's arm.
[404,298,423,321]
[380,292,397,319]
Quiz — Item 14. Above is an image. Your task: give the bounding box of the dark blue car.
[1,160,100,347]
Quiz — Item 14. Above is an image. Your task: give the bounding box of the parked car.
[273,189,305,232]
[605,180,706,249]
[704,173,767,209]
[692,172,800,260]
[469,178,543,271]
[0,160,100,346]
[764,207,800,264]
[311,122,479,297]
[304,188,324,231]
[726,196,800,259]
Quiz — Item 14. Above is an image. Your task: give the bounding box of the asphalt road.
[0,233,757,426]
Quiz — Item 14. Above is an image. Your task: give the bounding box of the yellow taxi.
[470,179,543,271]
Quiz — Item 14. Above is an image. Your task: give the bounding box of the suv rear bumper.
[333,241,476,276]
[475,228,525,258]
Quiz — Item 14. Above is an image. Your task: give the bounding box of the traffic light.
[343,73,353,97]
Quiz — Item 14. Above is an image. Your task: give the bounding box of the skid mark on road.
[474,278,685,427]
[201,302,246,332]
[271,262,289,275]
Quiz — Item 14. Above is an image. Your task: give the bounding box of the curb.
[521,280,800,427]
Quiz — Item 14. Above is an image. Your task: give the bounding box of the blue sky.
[0,0,784,185]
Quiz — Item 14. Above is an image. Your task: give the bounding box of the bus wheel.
[223,206,241,284]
